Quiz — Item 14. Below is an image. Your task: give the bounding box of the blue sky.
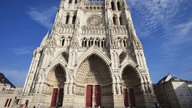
[0,0,191,86]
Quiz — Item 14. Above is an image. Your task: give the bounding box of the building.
[153,74,192,108]
[186,81,192,95]
[0,72,23,107]
[0,72,16,94]
[2,0,157,108]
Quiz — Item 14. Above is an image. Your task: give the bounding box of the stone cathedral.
[22,0,157,107]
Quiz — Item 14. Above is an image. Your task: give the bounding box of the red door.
[129,88,136,107]
[94,85,101,107]
[58,88,64,107]
[123,88,129,107]
[51,88,58,107]
[86,85,93,107]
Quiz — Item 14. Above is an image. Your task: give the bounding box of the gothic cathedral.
[22,0,157,107]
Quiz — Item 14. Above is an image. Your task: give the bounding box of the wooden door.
[86,85,93,107]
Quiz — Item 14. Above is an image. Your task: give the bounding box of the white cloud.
[27,6,57,29]
[127,0,191,59]
[161,19,192,57]
[127,0,184,37]
[13,47,32,55]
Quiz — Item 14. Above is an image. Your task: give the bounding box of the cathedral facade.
[22,0,157,107]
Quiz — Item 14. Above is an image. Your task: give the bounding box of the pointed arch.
[75,54,112,84]
[76,47,111,67]
[121,65,141,84]
[75,47,113,85]
[47,53,68,69]
[76,53,111,77]
[119,62,142,82]
[45,63,67,107]
[46,62,68,81]
[120,63,146,107]
[75,52,114,107]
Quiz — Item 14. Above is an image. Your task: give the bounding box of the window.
[72,15,76,24]
[69,0,72,4]
[119,16,123,25]
[123,39,126,47]
[62,38,65,46]
[117,1,121,11]
[111,2,115,10]
[66,14,69,24]
[75,0,78,4]
[113,16,116,25]
[101,39,105,48]
[82,38,87,47]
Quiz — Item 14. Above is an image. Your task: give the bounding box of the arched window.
[95,38,100,47]
[111,1,115,10]
[90,38,93,46]
[75,0,78,4]
[123,39,126,47]
[72,15,76,24]
[85,39,87,47]
[117,1,121,11]
[113,16,117,25]
[119,16,123,25]
[101,38,105,48]
[62,38,65,46]
[148,85,151,93]
[88,39,91,47]
[69,0,72,4]
[82,38,87,47]
[65,14,69,24]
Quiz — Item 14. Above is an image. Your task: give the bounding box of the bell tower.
[22,0,157,107]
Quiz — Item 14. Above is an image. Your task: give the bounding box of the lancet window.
[119,16,123,25]
[81,37,106,48]
[75,0,78,4]
[117,1,121,11]
[65,14,70,24]
[82,38,87,47]
[111,1,115,10]
[113,16,117,25]
[72,15,76,24]
[62,37,65,46]
[69,0,72,4]
[123,38,127,47]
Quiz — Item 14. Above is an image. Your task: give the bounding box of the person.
[33,106,36,108]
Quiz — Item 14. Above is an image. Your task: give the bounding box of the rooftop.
[0,72,16,88]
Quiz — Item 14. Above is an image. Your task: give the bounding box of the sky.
[0,0,192,86]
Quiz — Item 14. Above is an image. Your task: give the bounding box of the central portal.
[76,54,114,108]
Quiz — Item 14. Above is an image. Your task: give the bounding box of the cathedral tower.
[22,0,157,107]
